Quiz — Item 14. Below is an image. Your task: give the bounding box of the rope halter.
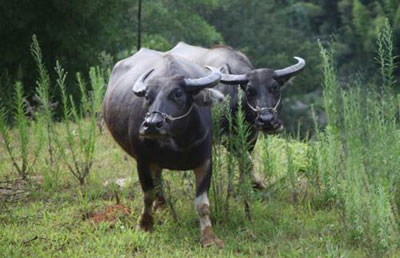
[146,105,194,123]
[246,97,281,113]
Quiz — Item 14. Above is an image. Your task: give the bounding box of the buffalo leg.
[227,136,266,190]
[137,161,156,232]
[248,158,267,190]
[153,167,166,211]
[247,138,266,190]
[236,151,266,190]
[194,159,224,248]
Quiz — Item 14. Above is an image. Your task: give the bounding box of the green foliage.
[231,94,254,220]
[0,82,45,179]
[319,40,340,128]
[55,62,105,185]
[210,94,256,220]
[377,19,397,89]
[335,0,400,78]
[0,0,133,91]
[143,0,222,49]
[30,35,60,188]
[314,23,400,254]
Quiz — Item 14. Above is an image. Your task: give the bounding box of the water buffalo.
[169,42,305,189]
[103,48,225,247]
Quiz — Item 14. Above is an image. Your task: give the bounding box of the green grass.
[0,129,376,257]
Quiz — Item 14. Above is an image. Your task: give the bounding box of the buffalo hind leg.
[194,159,224,248]
[137,161,156,232]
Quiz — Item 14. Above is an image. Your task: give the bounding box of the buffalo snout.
[139,112,168,138]
[256,112,283,133]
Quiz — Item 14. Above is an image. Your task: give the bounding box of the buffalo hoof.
[200,226,224,248]
[139,213,154,232]
[252,180,267,191]
[153,196,166,211]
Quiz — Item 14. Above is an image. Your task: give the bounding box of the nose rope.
[247,97,281,113]
[146,105,194,123]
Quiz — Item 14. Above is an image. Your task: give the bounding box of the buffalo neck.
[240,94,257,126]
[169,106,210,151]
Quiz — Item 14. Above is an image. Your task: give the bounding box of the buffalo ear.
[133,68,154,97]
[274,76,295,90]
[133,89,146,97]
[220,64,231,74]
[274,75,292,86]
[193,89,225,106]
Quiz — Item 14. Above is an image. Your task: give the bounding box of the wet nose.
[256,112,282,130]
[140,113,167,136]
[256,112,274,126]
[143,114,164,129]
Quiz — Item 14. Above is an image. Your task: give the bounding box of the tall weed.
[316,19,399,254]
[30,35,60,188]
[55,62,105,185]
[0,82,44,179]
[232,92,254,220]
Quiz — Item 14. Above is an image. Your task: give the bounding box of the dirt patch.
[88,204,131,225]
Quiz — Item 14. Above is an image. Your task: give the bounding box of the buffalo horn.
[206,66,249,85]
[274,57,305,79]
[184,70,221,91]
[132,68,154,96]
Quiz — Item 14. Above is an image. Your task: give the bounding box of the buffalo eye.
[246,87,256,97]
[270,83,279,93]
[145,93,151,102]
[174,89,183,99]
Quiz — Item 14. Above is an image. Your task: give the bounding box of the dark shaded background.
[1,0,399,136]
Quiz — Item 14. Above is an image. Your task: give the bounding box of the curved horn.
[206,66,248,85]
[184,70,221,92]
[132,68,154,97]
[274,57,306,79]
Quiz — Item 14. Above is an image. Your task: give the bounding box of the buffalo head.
[208,57,305,133]
[133,69,223,139]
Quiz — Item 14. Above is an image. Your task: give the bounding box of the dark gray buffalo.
[169,42,305,189]
[103,48,225,247]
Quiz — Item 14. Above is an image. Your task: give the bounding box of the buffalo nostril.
[143,121,149,128]
[272,120,282,128]
[156,121,163,128]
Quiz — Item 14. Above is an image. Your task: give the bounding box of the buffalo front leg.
[238,151,266,190]
[229,135,266,190]
[137,161,157,232]
[153,167,166,211]
[194,159,224,248]
[246,133,266,190]
[249,160,266,190]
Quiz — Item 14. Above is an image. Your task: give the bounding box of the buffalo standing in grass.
[169,42,305,189]
[103,49,225,247]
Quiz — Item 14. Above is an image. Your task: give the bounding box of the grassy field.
[0,129,370,257]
